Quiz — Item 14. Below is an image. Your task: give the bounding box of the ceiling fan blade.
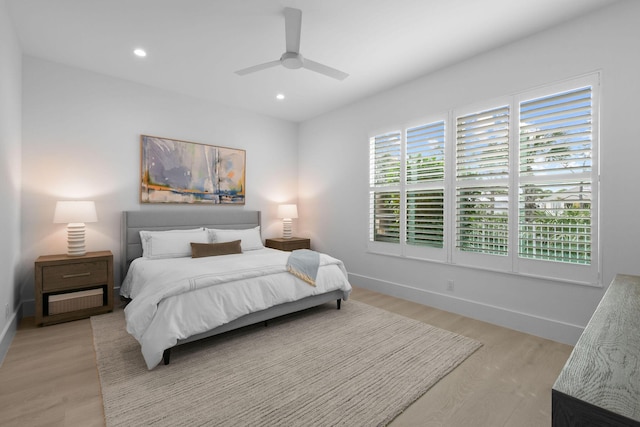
[234,60,281,76]
[303,59,349,81]
[284,7,302,53]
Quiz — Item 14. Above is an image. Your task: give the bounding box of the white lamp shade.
[53,201,98,224]
[277,204,298,219]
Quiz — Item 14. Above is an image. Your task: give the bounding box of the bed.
[120,210,352,370]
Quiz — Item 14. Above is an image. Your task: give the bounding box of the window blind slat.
[520,138,591,156]
[521,87,591,111]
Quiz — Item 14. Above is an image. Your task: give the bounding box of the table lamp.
[53,201,98,256]
[277,204,298,239]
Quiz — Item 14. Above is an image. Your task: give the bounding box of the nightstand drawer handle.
[62,272,91,279]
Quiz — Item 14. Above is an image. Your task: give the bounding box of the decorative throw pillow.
[207,226,264,251]
[191,240,242,258]
[140,228,209,259]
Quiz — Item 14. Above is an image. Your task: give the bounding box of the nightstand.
[265,237,311,251]
[34,250,114,326]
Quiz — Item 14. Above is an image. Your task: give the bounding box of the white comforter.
[122,248,352,369]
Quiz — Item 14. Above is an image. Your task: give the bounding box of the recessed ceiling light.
[276,94,285,100]
[133,48,147,57]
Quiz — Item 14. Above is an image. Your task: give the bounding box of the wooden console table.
[552,274,640,426]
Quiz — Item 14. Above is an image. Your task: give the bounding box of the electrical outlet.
[447,280,454,292]
[4,303,9,320]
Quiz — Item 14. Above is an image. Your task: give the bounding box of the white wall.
[20,57,299,313]
[0,0,22,363]
[298,0,640,345]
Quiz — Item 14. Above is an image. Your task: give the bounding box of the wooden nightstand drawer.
[42,261,108,291]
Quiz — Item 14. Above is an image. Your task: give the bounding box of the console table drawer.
[42,261,108,291]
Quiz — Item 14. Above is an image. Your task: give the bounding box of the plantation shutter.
[519,86,593,264]
[406,122,445,183]
[455,106,510,255]
[370,131,401,243]
[406,121,445,248]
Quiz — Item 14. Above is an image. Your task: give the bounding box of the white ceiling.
[7,0,617,123]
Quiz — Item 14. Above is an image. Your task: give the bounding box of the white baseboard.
[0,303,21,367]
[349,272,583,346]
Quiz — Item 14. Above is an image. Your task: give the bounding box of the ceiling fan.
[234,7,349,81]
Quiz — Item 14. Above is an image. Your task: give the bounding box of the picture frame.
[140,135,246,204]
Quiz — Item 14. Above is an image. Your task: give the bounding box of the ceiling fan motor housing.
[281,52,303,69]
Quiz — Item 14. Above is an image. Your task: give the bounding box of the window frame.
[404,119,447,260]
[451,97,514,272]
[369,114,449,262]
[513,75,599,284]
[369,130,403,256]
[367,73,600,286]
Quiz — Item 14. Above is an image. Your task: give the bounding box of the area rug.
[91,300,481,427]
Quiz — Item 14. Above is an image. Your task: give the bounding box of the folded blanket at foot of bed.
[287,249,319,286]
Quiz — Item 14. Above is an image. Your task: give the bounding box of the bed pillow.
[208,226,264,251]
[191,240,242,258]
[140,228,209,259]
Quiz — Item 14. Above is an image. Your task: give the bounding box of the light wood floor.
[0,287,573,426]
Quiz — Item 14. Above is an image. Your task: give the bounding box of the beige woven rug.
[92,300,481,427]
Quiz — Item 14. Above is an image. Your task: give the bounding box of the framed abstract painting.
[140,135,246,204]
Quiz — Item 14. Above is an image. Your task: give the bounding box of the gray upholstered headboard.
[121,210,261,279]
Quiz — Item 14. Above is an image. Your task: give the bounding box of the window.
[369,119,446,260]
[455,106,510,257]
[518,87,593,265]
[406,121,445,249]
[368,74,599,284]
[369,131,401,245]
[515,79,598,283]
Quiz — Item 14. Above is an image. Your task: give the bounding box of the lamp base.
[67,223,87,256]
[282,219,292,239]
